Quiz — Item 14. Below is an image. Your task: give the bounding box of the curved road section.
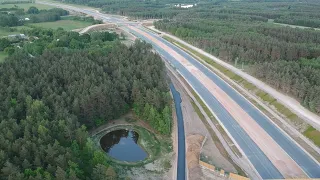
[36,1,320,179]
[127,27,281,179]
[170,84,186,180]
[126,26,320,179]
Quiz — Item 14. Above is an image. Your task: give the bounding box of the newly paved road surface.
[130,26,320,178]
[127,27,282,179]
[36,2,320,179]
[170,84,186,180]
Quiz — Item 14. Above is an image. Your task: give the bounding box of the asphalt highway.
[170,84,186,180]
[36,1,320,179]
[131,26,320,178]
[133,27,320,178]
[127,27,282,179]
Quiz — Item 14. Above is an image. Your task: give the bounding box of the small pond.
[100,129,148,162]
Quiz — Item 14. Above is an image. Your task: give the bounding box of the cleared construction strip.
[129,26,301,178]
[129,25,308,178]
[153,26,320,133]
[129,26,277,179]
[161,34,320,162]
[190,69,307,178]
[160,34,320,148]
[166,62,258,179]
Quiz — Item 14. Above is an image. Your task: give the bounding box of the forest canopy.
[0,27,171,179]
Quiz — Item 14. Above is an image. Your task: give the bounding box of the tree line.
[27,7,69,23]
[274,16,320,28]
[0,13,22,27]
[0,27,171,179]
[52,0,320,27]
[0,7,69,27]
[53,0,199,19]
[252,59,320,113]
[155,14,320,114]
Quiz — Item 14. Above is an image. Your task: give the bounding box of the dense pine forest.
[1,0,320,178]
[49,0,320,113]
[53,0,320,27]
[0,27,171,179]
[53,0,198,19]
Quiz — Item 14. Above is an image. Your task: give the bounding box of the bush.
[0,14,21,27]
[27,6,39,14]
[4,46,15,55]
[0,38,11,51]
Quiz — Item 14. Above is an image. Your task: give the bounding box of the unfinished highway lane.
[170,84,186,180]
[125,26,283,179]
[35,2,320,178]
[135,27,320,178]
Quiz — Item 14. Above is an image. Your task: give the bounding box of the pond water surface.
[100,129,148,162]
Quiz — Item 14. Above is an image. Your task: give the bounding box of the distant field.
[29,20,92,31]
[0,52,8,63]
[39,0,100,10]
[1,19,92,37]
[0,26,32,37]
[0,29,21,37]
[0,3,53,10]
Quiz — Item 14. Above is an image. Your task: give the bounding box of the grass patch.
[0,26,32,37]
[0,26,30,37]
[255,90,276,103]
[28,20,92,31]
[0,3,53,10]
[271,101,303,126]
[1,19,90,37]
[0,28,21,37]
[224,70,237,78]
[303,126,320,146]
[271,101,295,118]
[0,52,8,63]
[231,74,244,82]
[242,81,256,91]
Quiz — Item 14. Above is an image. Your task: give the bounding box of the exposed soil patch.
[170,73,238,178]
[186,134,205,179]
